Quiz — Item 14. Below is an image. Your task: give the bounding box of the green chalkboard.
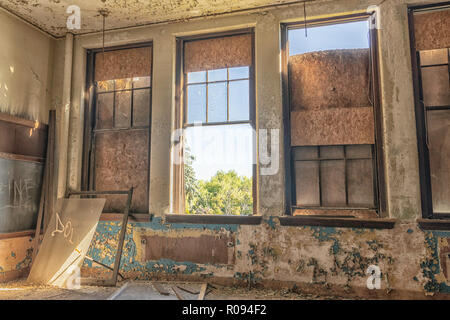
[0,157,44,233]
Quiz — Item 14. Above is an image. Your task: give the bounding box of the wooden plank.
[279,216,397,229]
[417,218,450,230]
[165,214,262,225]
[152,282,170,296]
[172,286,185,300]
[198,283,208,300]
[0,229,40,240]
[0,152,44,163]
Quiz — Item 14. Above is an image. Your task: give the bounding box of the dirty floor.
[0,279,352,300]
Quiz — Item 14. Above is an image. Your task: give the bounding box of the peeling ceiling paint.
[0,0,307,37]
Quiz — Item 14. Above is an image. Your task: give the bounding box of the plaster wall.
[0,9,55,124]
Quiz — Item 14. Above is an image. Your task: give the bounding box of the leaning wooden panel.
[184,34,252,72]
[290,107,375,146]
[95,46,152,81]
[27,198,105,287]
[414,9,450,51]
[289,49,370,111]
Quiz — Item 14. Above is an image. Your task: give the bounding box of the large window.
[410,4,450,219]
[174,31,256,216]
[283,15,384,218]
[83,44,152,213]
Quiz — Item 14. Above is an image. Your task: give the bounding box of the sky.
[288,20,370,56]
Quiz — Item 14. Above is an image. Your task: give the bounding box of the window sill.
[165,214,262,225]
[100,213,153,222]
[417,218,450,230]
[279,216,397,229]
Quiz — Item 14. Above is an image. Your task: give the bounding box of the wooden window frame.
[82,42,153,214]
[408,3,450,225]
[172,28,258,217]
[281,13,387,220]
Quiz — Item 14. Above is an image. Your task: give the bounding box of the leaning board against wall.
[0,113,47,233]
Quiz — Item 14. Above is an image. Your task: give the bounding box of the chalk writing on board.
[0,178,37,210]
[51,212,74,244]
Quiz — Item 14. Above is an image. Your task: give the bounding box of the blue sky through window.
[288,20,370,56]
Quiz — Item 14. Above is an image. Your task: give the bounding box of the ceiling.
[0,0,306,38]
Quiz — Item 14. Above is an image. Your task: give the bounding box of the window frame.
[82,42,153,214]
[173,28,257,216]
[281,13,386,217]
[408,3,450,221]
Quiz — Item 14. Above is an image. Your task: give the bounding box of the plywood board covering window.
[86,45,152,213]
[184,34,252,72]
[413,9,450,51]
[284,17,381,216]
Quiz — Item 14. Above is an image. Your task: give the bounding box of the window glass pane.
[320,160,346,206]
[97,93,114,129]
[115,91,131,128]
[229,66,249,80]
[427,109,450,214]
[346,145,372,159]
[347,159,374,207]
[133,76,151,88]
[421,65,450,107]
[187,84,206,123]
[320,146,344,159]
[133,89,150,127]
[187,71,206,84]
[229,80,250,121]
[208,82,227,122]
[419,49,448,66]
[115,78,132,90]
[295,161,320,206]
[293,146,318,160]
[288,20,369,56]
[184,124,253,215]
[208,68,227,82]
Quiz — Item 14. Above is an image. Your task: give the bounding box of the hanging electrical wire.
[303,1,307,37]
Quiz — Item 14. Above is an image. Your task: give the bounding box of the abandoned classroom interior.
[0,0,449,300]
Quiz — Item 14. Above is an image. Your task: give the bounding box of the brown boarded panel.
[290,107,375,146]
[289,49,370,111]
[143,234,235,265]
[414,9,450,51]
[27,198,105,287]
[95,46,152,81]
[184,34,252,73]
[94,130,149,213]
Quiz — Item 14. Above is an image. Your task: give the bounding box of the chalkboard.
[0,157,44,233]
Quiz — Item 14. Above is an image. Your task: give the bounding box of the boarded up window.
[287,19,378,211]
[184,34,252,73]
[91,46,152,213]
[413,9,450,51]
[418,48,450,215]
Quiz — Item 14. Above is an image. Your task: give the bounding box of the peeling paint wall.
[82,218,450,297]
[0,235,34,282]
[0,9,55,123]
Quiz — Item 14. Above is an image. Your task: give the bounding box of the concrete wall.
[11,0,450,297]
